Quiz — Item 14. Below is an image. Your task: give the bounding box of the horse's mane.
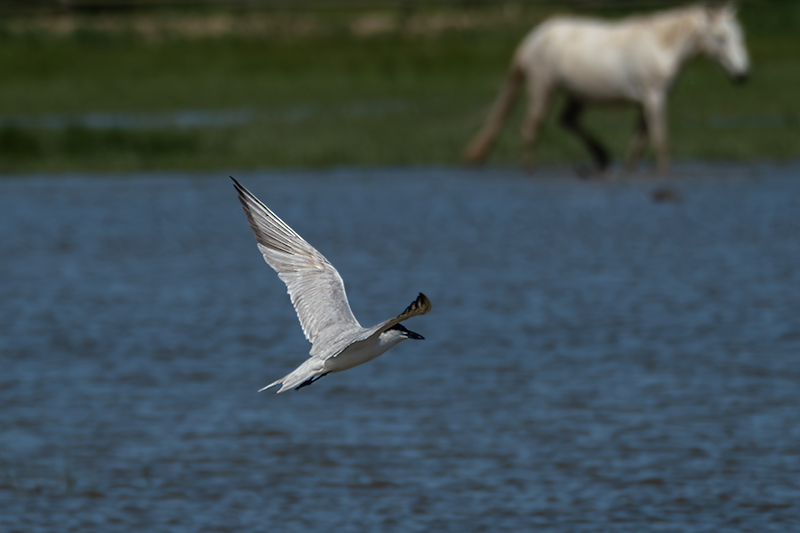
[624,2,708,20]
[549,3,705,29]
[623,3,706,25]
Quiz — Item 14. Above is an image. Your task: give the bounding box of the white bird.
[231,177,431,393]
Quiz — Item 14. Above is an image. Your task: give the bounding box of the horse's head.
[699,3,750,83]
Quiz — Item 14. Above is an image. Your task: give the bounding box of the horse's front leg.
[642,93,670,175]
[559,97,610,177]
[624,108,648,173]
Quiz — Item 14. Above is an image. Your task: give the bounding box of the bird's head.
[384,323,425,341]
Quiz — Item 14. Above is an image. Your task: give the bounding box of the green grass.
[0,3,797,172]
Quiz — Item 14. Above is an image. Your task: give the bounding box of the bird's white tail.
[259,358,324,394]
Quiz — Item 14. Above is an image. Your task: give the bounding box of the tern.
[231,177,431,393]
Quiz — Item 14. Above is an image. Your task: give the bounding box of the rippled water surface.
[2,165,799,532]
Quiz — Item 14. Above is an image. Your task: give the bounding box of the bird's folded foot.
[295,373,329,390]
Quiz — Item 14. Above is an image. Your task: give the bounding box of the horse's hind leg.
[624,108,648,173]
[559,97,610,174]
[465,65,525,164]
[520,82,552,171]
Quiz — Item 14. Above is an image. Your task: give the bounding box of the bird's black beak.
[406,331,425,340]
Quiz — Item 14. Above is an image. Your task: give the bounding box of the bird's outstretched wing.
[231,177,361,346]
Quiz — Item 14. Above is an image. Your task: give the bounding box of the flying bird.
[231,177,431,393]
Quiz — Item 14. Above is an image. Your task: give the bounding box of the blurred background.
[0,0,797,172]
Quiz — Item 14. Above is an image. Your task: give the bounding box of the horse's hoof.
[576,166,610,181]
[651,187,681,203]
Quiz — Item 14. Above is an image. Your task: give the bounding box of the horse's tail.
[464,63,525,164]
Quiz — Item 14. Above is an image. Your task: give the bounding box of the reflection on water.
[0,102,409,131]
[2,107,791,133]
[0,109,255,130]
[1,164,799,532]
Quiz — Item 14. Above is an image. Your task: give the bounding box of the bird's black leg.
[294,373,329,391]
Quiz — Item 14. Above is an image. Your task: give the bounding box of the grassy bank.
[0,2,798,172]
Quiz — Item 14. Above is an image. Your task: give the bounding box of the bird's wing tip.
[412,292,432,315]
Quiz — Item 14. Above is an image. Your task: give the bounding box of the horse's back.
[515,15,665,102]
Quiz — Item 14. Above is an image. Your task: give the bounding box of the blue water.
[2,164,799,532]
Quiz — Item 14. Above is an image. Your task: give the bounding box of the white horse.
[465,3,749,175]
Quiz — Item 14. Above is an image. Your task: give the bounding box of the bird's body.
[231,177,431,393]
